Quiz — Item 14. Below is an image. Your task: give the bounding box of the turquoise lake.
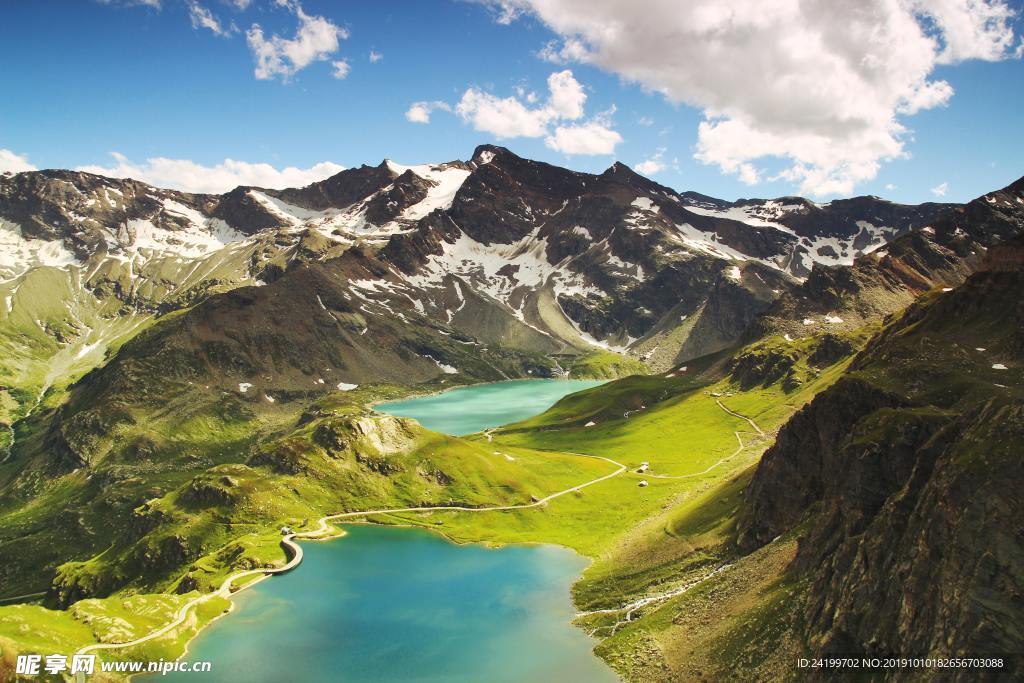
[167,525,619,682]
[375,378,605,435]
[164,379,619,682]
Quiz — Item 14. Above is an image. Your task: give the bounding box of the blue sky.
[1,0,1022,203]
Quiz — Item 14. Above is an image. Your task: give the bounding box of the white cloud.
[538,37,589,64]
[187,1,232,37]
[637,116,654,126]
[455,88,555,138]
[231,0,252,9]
[98,0,161,8]
[514,85,540,103]
[488,0,1020,195]
[737,163,760,186]
[897,79,956,115]
[76,152,344,194]
[545,121,622,155]
[405,101,451,124]
[634,148,666,175]
[0,149,37,174]
[885,183,897,190]
[452,69,620,154]
[331,59,350,79]
[546,69,586,119]
[485,0,524,25]
[931,181,949,197]
[919,0,1018,63]
[246,1,348,81]
[369,50,383,63]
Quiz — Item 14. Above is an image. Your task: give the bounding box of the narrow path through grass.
[647,399,765,480]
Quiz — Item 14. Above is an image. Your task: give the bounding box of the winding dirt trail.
[573,399,767,636]
[76,452,626,656]
[646,399,765,480]
[716,399,766,438]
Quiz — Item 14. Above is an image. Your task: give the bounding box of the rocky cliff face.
[751,176,1024,340]
[737,236,1024,674]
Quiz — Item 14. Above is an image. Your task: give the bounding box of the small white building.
[280,526,293,535]
[638,480,649,487]
[636,464,649,473]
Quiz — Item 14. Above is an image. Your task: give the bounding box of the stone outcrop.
[737,256,1024,676]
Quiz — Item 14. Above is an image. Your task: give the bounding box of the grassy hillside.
[0,377,621,672]
[0,316,866,679]
[574,257,1022,681]
[564,350,650,380]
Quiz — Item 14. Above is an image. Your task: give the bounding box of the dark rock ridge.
[751,174,1024,339]
[737,237,1024,675]
[0,145,959,376]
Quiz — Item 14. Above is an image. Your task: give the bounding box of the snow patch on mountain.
[248,191,324,226]
[673,222,755,262]
[249,189,399,241]
[631,196,657,212]
[602,247,647,281]
[0,218,81,281]
[682,201,798,235]
[385,161,471,220]
[423,354,458,374]
[116,217,244,260]
[405,228,559,300]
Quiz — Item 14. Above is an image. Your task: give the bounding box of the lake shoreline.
[374,377,606,436]
[163,524,620,683]
[366,374,594,414]
[127,377,617,681]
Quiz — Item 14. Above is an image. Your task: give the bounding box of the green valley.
[0,147,1020,683]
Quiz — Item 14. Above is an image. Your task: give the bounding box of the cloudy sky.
[1,0,1022,203]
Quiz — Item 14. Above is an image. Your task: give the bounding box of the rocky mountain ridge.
[751,175,1024,341]
[0,146,956,408]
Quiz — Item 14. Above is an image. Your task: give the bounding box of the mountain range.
[0,145,1021,681]
[0,144,957,411]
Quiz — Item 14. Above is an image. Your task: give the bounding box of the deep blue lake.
[166,379,619,682]
[168,525,618,682]
[375,378,605,435]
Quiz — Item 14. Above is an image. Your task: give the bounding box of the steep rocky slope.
[737,235,1024,673]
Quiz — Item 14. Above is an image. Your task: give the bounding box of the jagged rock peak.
[470,144,515,166]
[603,161,634,175]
